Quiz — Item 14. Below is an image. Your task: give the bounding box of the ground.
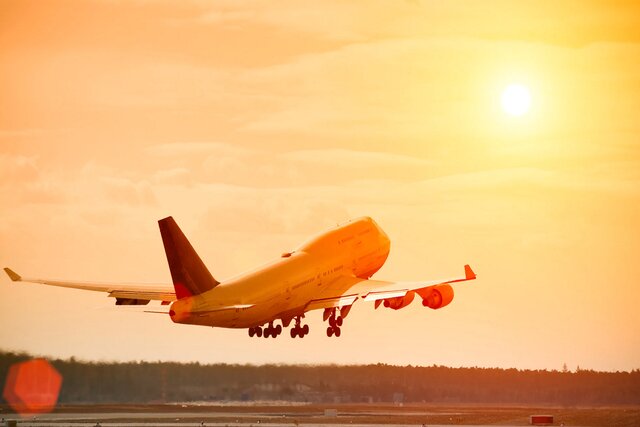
[1,403,639,426]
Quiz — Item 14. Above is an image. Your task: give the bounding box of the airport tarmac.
[1,403,637,427]
[4,423,547,427]
[0,417,595,427]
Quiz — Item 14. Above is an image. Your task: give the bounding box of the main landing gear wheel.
[249,326,264,337]
[325,308,344,337]
[290,316,309,338]
[326,326,341,337]
[261,322,282,339]
[328,314,343,327]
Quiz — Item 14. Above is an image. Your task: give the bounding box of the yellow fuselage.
[169,217,390,328]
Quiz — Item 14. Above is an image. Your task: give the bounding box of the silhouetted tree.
[1,351,638,405]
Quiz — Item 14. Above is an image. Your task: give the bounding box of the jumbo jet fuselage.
[170,217,390,328]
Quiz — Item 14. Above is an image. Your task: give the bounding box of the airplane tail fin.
[158,216,219,299]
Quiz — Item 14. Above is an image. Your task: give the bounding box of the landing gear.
[324,308,344,338]
[248,323,282,338]
[290,316,309,338]
[262,322,282,338]
[330,315,343,327]
[326,325,341,337]
[248,326,263,337]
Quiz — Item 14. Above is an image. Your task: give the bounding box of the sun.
[501,84,531,117]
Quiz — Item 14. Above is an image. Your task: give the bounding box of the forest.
[1,351,638,405]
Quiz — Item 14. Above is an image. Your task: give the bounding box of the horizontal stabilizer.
[191,304,255,316]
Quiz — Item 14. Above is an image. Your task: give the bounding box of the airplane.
[4,216,475,338]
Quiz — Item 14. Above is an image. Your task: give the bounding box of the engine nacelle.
[382,292,415,310]
[419,284,454,309]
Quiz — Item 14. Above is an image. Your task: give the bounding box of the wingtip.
[464,264,476,280]
[4,268,21,282]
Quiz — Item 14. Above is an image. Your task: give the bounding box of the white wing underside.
[304,265,476,311]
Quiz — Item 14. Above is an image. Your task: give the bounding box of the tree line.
[1,350,638,405]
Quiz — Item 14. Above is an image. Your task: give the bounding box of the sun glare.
[501,84,531,117]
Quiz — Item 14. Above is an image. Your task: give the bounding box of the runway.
[6,423,542,427]
[1,403,631,427]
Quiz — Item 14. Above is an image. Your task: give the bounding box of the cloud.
[0,155,68,205]
[193,1,640,47]
[0,129,62,139]
[195,1,367,42]
[101,177,157,207]
[147,142,435,187]
[146,142,258,158]
[0,154,40,184]
[152,168,193,186]
[280,148,432,169]
[200,196,348,235]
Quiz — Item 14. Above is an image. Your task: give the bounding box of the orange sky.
[1,0,639,371]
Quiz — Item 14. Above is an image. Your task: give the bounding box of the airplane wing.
[305,264,476,311]
[3,267,176,305]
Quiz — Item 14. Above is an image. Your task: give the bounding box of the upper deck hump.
[296,216,379,254]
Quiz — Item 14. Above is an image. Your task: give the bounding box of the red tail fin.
[158,217,219,299]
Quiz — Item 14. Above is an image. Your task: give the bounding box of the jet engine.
[382,291,415,310]
[419,284,454,309]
